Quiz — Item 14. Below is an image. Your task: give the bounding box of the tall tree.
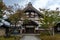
[0,0,10,37]
[39,8,60,36]
[0,0,4,18]
[0,0,7,18]
[9,9,25,27]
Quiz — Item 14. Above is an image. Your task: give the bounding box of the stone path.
[20,35,40,40]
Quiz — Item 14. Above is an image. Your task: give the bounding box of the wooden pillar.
[29,12,31,17]
[34,29,35,33]
[24,26,26,33]
[34,26,36,34]
[19,29,20,34]
[20,29,22,34]
[23,29,25,33]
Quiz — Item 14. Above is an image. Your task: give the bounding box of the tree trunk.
[15,22,16,27]
[52,28,54,36]
[5,27,10,37]
[48,28,52,36]
[49,27,55,36]
[48,29,51,36]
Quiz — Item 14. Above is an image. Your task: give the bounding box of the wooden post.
[20,29,22,34]
[34,27,36,34]
[52,28,54,36]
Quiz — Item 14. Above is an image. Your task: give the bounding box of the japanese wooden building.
[10,2,42,34]
[10,2,60,34]
[0,2,60,36]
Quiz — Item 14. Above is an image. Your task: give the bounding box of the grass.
[38,31,60,40]
[40,33,60,40]
[0,36,21,40]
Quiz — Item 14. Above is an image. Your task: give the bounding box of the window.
[35,21,38,23]
[26,16,29,17]
[26,12,29,15]
[34,13,38,17]
[35,13,37,16]
[30,12,34,17]
[25,12,29,17]
[31,12,34,15]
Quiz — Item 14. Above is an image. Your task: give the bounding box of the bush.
[0,36,21,40]
[40,34,60,40]
[40,31,50,36]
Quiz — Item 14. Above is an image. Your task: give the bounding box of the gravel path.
[20,35,40,40]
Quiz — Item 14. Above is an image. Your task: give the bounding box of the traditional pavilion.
[10,2,42,34]
[21,2,42,33]
[8,2,60,34]
[0,2,60,36]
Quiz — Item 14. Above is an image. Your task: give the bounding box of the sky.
[1,0,60,25]
[3,0,60,10]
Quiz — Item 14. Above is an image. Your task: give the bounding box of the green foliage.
[23,19,29,24]
[0,1,6,19]
[40,34,60,40]
[9,9,25,26]
[0,36,20,40]
[0,10,2,18]
[0,0,2,2]
[39,9,60,28]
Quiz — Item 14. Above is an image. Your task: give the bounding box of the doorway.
[25,28,34,33]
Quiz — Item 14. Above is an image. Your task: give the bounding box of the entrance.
[25,28,34,33]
